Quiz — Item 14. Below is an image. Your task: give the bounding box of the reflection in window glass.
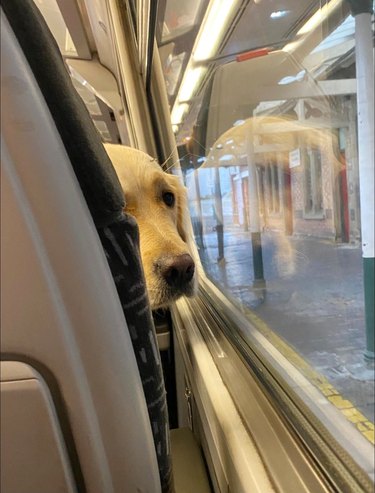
[159,0,374,473]
[161,0,203,41]
[164,50,186,96]
[304,147,323,216]
[32,3,129,147]
[72,78,102,116]
[93,120,111,142]
[33,0,77,57]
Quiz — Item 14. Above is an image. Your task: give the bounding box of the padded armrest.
[171,428,212,493]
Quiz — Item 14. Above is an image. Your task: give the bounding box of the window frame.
[149,3,374,490]
[171,277,374,492]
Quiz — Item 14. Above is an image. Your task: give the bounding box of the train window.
[159,0,204,42]
[158,0,374,486]
[34,0,78,57]
[32,0,131,146]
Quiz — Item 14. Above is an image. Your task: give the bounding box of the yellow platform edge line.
[246,309,375,445]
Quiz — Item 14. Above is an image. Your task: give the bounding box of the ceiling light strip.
[171,0,241,126]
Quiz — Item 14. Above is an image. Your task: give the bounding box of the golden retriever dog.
[104,144,197,309]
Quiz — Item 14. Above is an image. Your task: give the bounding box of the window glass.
[71,78,124,144]
[72,78,102,116]
[160,0,203,42]
[92,120,111,142]
[33,0,78,56]
[159,46,187,97]
[33,1,130,145]
[157,1,207,104]
[158,0,374,472]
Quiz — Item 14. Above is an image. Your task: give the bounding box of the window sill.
[172,275,374,492]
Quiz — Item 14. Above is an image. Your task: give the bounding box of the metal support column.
[347,0,374,359]
[214,167,225,262]
[246,126,265,288]
[194,169,204,249]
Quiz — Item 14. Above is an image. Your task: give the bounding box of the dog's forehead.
[105,143,158,179]
[125,151,168,188]
[104,143,175,202]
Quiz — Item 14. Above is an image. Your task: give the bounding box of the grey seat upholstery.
[99,217,172,492]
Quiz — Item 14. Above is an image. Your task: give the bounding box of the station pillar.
[246,125,265,288]
[214,167,225,262]
[193,169,204,249]
[347,0,374,359]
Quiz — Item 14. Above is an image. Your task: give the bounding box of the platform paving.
[198,226,375,425]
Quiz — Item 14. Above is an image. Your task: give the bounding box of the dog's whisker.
[161,144,179,171]
[161,136,209,173]
[189,137,208,154]
[163,155,193,174]
[163,156,185,173]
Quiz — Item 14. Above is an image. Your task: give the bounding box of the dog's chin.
[148,277,197,311]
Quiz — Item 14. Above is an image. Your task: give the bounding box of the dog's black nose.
[159,254,195,289]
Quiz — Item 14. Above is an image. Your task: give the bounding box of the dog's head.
[105,144,198,309]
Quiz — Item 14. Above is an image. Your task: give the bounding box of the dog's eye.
[162,191,175,207]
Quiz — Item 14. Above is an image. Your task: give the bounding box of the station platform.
[198,227,374,444]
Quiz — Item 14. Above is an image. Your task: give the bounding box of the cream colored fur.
[104,144,197,309]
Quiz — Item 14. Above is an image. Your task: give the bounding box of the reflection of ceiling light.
[193,0,239,62]
[179,67,205,102]
[170,0,242,132]
[270,10,289,19]
[278,76,296,85]
[171,103,189,125]
[278,70,306,85]
[298,0,341,35]
[219,154,234,161]
[233,119,245,127]
[283,0,341,53]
